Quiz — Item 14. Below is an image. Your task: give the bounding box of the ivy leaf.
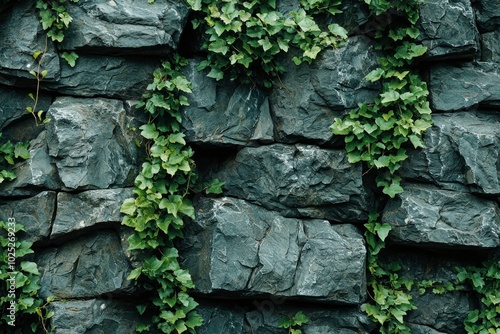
[140,123,159,140]
[375,223,392,242]
[328,23,348,39]
[61,52,79,67]
[121,198,137,215]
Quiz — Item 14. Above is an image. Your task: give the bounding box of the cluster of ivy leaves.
[331,0,431,198]
[120,54,223,333]
[187,0,347,87]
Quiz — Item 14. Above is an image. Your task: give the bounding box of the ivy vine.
[187,0,347,87]
[331,0,431,197]
[120,54,223,333]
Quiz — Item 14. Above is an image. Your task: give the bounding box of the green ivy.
[0,133,30,184]
[362,213,416,334]
[187,0,347,87]
[331,0,431,197]
[278,311,310,334]
[120,54,223,333]
[456,261,500,334]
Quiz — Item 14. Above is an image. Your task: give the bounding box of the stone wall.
[0,0,499,333]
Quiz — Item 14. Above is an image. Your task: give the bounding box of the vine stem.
[30,35,49,126]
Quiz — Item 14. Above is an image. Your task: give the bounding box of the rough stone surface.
[51,188,132,239]
[62,0,189,55]
[0,191,55,244]
[418,0,478,60]
[430,62,500,111]
[180,197,366,304]
[0,130,62,196]
[0,86,52,130]
[475,0,500,32]
[270,35,379,144]
[45,55,158,99]
[407,292,470,334]
[481,31,500,63]
[50,299,154,334]
[211,144,372,222]
[245,305,375,334]
[46,97,140,190]
[182,60,273,146]
[382,183,500,248]
[0,0,60,82]
[196,302,246,334]
[37,231,133,299]
[400,111,500,195]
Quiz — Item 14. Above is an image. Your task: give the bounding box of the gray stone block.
[400,111,500,195]
[46,97,140,190]
[481,31,500,63]
[382,183,500,248]
[45,54,159,99]
[37,231,134,299]
[51,188,133,239]
[50,299,153,334]
[0,191,55,244]
[270,35,380,144]
[210,144,373,222]
[418,0,478,60]
[475,0,500,32]
[182,59,273,146]
[180,197,367,305]
[0,130,62,196]
[430,62,500,111]
[61,0,189,55]
[0,0,60,82]
[0,86,52,130]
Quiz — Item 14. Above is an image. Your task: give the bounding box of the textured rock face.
[211,144,373,222]
[0,191,55,244]
[45,55,158,99]
[46,97,139,190]
[430,62,500,111]
[481,31,500,62]
[0,0,60,82]
[400,112,500,195]
[62,0,189,55]
[382,184,500,248]
[51,188,132,239]
[475,0,500,31]
[50,299,149,334]
[182,60,273,146]
[0,86,52,130]
[270,35,380,144]
[418,0,478,60]
[180,197,367,304]
[37,231,133,299]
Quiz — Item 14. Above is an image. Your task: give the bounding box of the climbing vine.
[120,54,223,333]
[187,0,347,87]
[331,0,431,197]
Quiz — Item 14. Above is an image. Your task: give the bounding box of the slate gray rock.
[246,305,375,334]
[45,54,158,99]
[0,0,60,82]
[210,144,372,222]
[0,191,55,244]
[196,302,246,334]
[37,231,134,299]
[407,292,469,334]
[481,31,500,63]
[0,130,62,196]
[180,197,366,305]
[475,0,500,32]
[382,183,500,248]
[418,0,478,60]
[61,0,189,55]
[430,62,500,111]
[0,86,52,130]
[270,35,380,144]
[400,111,500,195]
[50,299,155,334]
[182,60,273,146]
[51,188,132,239]
[46,97,140,190]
